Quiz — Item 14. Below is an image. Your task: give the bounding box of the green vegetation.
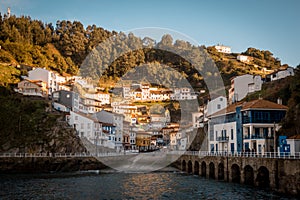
[0,13,299,140]
[0,87,85,153]
[0,64,21,87]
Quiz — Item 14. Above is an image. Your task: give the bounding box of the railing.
[1,151,299,159]
[216,136,229,142]
[0,152,138,158]
[168,150,300,159]
[243,135,274,139]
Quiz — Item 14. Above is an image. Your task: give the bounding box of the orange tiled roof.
[241,99,288,110]
[210,99,287,118]
[288,134,300,139]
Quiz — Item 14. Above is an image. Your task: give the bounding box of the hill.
[0,13,299,147]
[0,87,86,154]
[0,14,289,92]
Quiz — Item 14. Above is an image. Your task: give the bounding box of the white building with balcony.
[26,68,66,95]
[208,99,287,154]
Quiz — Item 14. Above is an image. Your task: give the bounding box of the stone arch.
[209,162,215,179]
[256,166,270,188]
[231,164,241,183]
[218,163,224,180]
[194,161,199,175]
[244,165,254,186]
[187,160,193,174]
[182,160,186,172]
[201,161,206,177]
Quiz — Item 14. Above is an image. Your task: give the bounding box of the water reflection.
[122,173,176,199]
[0,171,296,200]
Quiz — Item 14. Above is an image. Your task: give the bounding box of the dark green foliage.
[280,65,300,136]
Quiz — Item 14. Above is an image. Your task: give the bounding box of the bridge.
[168,151,300,196]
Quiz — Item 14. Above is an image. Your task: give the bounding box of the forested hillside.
[0,13,299,146]
[0,14,289,91]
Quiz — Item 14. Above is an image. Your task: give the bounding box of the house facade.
[229,74,262,103]
[265,67,294,82]
[94,110,124,150]
[208,99,287,154]
[52,90,80,112]
[27,68,66,95]
[68,111,104,145]
[16,79,48,97]
[214,45,231,54]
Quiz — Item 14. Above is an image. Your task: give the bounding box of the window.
[75,116,78,120]
[81,123,84,129]
[231,129,234,140]
[217,104,221,109]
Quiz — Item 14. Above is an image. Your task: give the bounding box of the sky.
[0,0,299,67]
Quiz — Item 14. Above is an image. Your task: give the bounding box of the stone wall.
[0,157,108,173]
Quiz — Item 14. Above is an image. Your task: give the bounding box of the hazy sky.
[1,0,299,67]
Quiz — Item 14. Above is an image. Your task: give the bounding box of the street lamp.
[196,89,206,127]
[273,122,277,156]
[225,145,229,182]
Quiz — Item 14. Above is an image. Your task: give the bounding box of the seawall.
[0,157,108,173]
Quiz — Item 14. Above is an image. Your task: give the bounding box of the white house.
[192,111,204,128]
[112,101,138,122]
[170,87,197,100]
[286,136,300,156]
[229,74,262,103]
[27,68,66,95]
[214,45,231,54]
[141,84,150,100]
[122,85,131,99]
[207,96,227,116]
[68,111,105,146]
[16,79,48,97]
[265,67,294,82]
[237,55,252,63]
[94,110,125,150]
[150,89,172,101]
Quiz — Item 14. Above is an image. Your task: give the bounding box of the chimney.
[277,98,282,105]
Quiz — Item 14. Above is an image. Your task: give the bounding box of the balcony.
[243,135,274,140]
[216,136,229,142]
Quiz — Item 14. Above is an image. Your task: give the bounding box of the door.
[258,144,262,153]
[231,143,235,153]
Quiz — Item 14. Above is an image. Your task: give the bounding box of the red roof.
[210,99,287,118]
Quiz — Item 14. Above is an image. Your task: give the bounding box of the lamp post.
[197,90,206,128]
[225,145,229,182]
[273,122,276,156]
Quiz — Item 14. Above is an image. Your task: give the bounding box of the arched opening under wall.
[231,164,241,183]
[209,162,215,179]
[187,160,193,174]
[256,166,270,188]
[218,163,224,180]
[182,160,186,172]
[201,161,206,177]
[244,165,254,186]
[194,161,199,175]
